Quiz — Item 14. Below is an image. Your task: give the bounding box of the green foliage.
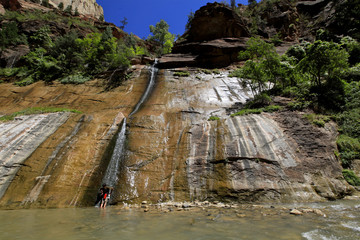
[41,0,50,7]
[285,43,307,63]
[340,36,360,66]
[298,40,349,87]
[60,74,90,84]
[14,75,35,86]
[304,113,331,127]
[208,116,220,121]
[148,20,175,55]
[120,17,128,30]
[337,135,360,153]
[247,92,272,108]
[0,107,82,122]
[342,169,360,186]
[334,0,360,40]
[248,0,257,8]
[185,11,195,31]
[0,22,27,49]
[23,47,61,82]
[11,24,132,85]
[236,37,290,96]
[231,105,281,117]
[134,46,148,56]
[202,69,213,74]
[58,2,64,10]
[64,5,72,14]
[337,109,360,139]
[337,81,360,139]
[74,8,80,16]
[29,25,53,49]
[0,68,21,77]
[163,32,175,54]
[76,30,133,74]
[173,71,190,77]
[270,33,283,46]
[212,69,221,74]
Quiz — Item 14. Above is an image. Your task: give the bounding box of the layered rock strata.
[0,67,149,208]
[0,68,353,208]
[160,3,250,69]
[112,70,351,204]
[0,112,70,199]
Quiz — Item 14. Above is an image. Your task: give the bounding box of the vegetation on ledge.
[230,33,360,185]
[0,107,82,122]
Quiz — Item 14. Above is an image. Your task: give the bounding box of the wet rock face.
[0,69,150,208]
[0,69,352,208]
[0,113,70,199]
[113,70,351,204]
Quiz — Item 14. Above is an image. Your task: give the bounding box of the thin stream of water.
[101,60,159,198]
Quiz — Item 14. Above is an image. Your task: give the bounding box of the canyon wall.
[0,68,353,208]
[50,0,103,18]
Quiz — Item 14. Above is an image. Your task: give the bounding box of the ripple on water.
[302,229,340,240]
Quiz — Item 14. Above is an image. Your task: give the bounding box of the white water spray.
[100,60,158,202]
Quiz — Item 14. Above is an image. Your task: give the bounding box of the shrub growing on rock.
[342,169,360,186]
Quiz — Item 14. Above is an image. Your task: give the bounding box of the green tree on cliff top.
[148,19,175,54]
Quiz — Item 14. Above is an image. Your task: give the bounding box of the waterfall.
[129,59,158,117]
[100,60,158,202]
[101,118,127,188]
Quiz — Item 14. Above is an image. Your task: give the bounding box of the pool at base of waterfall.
[0,200,359,240]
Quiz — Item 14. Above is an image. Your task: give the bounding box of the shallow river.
[0,200,359,240]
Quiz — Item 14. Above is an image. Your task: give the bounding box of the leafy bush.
[173,71,190,77]
[202,69,213,74]
[342,169,360,186]
[0,68,21,77]
[337,135,360,153]
[337,135,360,167]
[60,74,90,84]
[208,116,220,121]
[0,107,82,122]
[304,113,331,127]
[231,105,281,117]
[212,69,221,74]
[148,20,175,55]
[14,75,35,86]
[285,44,306,63]
[0,22,28,49]
[41,0,50,7]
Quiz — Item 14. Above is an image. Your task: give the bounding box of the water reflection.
[0,200,359,240]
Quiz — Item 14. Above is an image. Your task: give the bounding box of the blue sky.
[96,0,251,39]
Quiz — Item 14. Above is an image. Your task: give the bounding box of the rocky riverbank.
[108,196,360,219]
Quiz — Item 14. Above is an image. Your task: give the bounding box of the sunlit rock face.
[50,0,103,18]
[0,68,149,208]
[0,69,352,208]
[113,70,351,204]
[0,113,70,200]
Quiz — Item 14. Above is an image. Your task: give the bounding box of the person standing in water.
[100,184,113,208]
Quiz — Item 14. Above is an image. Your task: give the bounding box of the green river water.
[0,200,359,240]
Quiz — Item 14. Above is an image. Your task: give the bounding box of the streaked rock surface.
[0,68,352,208]
[113,70,351,204]
[0,113,70,199]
